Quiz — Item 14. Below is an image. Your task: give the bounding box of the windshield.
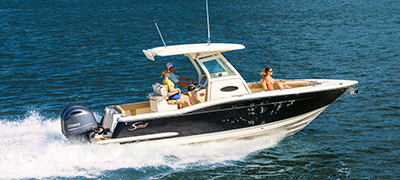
[203,58,236,78]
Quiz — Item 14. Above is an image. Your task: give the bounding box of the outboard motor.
[61,105,99,143]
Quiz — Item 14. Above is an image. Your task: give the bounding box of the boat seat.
[260,78,283,91]
[148,83,184,105]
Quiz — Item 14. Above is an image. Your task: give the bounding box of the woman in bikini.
[260,67,291,91]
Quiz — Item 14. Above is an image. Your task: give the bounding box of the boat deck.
[115,80,313,116]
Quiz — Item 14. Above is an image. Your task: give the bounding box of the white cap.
[166,62,175,69]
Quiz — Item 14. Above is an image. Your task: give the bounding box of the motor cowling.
[61,104,99,143]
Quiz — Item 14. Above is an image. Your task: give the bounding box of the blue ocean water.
[1,0,399,179]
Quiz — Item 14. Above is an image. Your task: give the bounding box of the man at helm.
[166,62,195,87]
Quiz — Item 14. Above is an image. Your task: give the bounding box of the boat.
[61,42,358,145]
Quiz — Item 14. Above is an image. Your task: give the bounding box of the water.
[1,0,399,179]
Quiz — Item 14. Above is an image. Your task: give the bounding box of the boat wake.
[0,111,286,179]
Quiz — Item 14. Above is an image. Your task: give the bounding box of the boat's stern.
[61,105,100,143]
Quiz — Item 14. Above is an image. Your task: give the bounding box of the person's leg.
[177,103,183,109]
[182,95,192,106]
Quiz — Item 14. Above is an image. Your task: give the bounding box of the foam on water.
[0,111,285,179]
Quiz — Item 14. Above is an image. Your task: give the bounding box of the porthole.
[220,86,239,92]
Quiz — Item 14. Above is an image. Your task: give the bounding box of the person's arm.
[177,76,195,87]
[176,81,194,87]
[178,76,194,82]
[168,85,181,94]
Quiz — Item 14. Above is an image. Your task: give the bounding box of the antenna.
[154,20,167,48]
[206,0,211,45]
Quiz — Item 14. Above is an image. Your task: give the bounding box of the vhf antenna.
[154,20,167,48]
[206,0,211,45]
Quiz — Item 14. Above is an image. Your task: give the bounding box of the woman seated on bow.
[260,67,291,91]
[162,69,192,108]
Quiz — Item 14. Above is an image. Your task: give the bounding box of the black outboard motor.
[61,105,99,143]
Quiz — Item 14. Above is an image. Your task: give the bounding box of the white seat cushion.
[152,83,168,98]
